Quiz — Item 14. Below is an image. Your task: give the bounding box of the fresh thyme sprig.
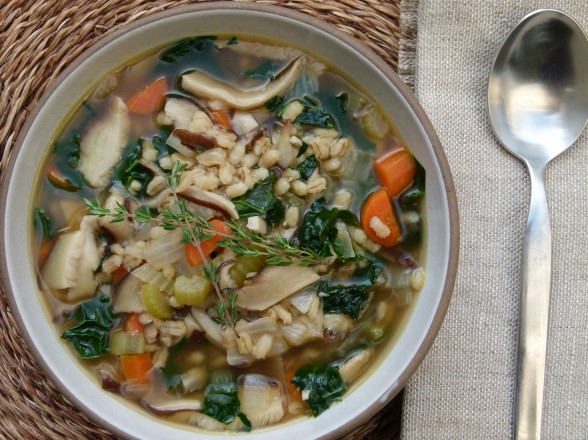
[84,161,324,326]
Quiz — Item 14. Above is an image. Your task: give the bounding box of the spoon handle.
[515,163,551,440]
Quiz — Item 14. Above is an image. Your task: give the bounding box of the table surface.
[0,1,406,438]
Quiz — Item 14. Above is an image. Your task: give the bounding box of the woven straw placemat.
[0,1,408,438]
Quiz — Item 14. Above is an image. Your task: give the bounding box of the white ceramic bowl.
[0,3,458,439]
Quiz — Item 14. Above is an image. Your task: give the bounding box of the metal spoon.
[487,9,588,440]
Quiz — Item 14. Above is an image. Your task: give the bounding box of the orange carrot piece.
[185,219,232,267]
[126,77,168,115]
[47,165,80,192]
[374,148,416,198]
[124,313,144,335]
[285,370,302,400]
[209,110,233,131]
[361,188,402,247]
[38,240,54,267]
[111,266,128,285]
[120,353,152,384]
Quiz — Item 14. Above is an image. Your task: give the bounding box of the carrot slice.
[38,240,54,267]
[124,313,144,335]
[47,165,80,192]
[185,219,232,267]
[111,266,128,285]
[285,370,302,401]
[374,148,416,198]
[209,110,233,131]
[126,77,168,115]
[120,353,152,384]
[361,188,402,247]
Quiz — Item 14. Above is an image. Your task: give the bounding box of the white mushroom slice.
[236,266,319,311]
[238,374,287,428]
[79,97,130,188]
[98,193,135,242]
[144,395,202,415]
[66,226,102,301]
[337,348,374,384]
[113,275,145,314]
[164,97,198,129]
[191,307,224,348]
[179,185,239,219]
[41,230,85,290]
[182,57,305,110]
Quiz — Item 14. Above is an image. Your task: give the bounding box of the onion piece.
[142,229,184,270]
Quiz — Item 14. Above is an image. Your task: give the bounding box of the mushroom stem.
[182,57,305,110]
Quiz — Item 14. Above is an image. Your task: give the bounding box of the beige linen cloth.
[399,1,588,439]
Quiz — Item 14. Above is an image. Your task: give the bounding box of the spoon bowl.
[489,9,588,163]
[488,9,588,440]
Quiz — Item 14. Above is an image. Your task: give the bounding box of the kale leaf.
[160,338,188,392]
[200,380,251,431]
[296,141,309,158]
[401,159,426,207]
[61,292,114,359]
[297,198,359,257]
[296,155,318,182]
[115,141,154,196]
[53,132,81,168]
[335,92,349,113]
[233,173,285,228]
[291,363,347,416]
[160,36,217,63]
[317,282,371,320]
[34,208,54,239]
[317,257,382,319]
[295,105,336,129]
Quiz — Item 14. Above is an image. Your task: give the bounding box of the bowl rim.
[0,2,459,438]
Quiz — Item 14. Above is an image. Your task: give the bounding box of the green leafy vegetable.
[291,363,347,416]
[200,377,251,431]
[296,155,318,181]
[233,173,285,228]
[53,132,81,169]
[401,159,426,206]
[265,96,285,113]
[227,37,238,45]
[335,92,349,113]
[317,281,370,319]
[82,101,96,117]
[297,198,359,257]
[61,292,114,359]
[244,59,280,80]
[115,141,153,196]
[160,338,188,391]
[160,36,217,63]
[296,141,309,158]
[295,107,336,129]
[34,208,54,239]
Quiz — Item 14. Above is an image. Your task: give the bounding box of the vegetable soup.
[33,35,426,432]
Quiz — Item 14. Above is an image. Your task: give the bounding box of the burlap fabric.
[400,1,588,438]
[0,0,410,438]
